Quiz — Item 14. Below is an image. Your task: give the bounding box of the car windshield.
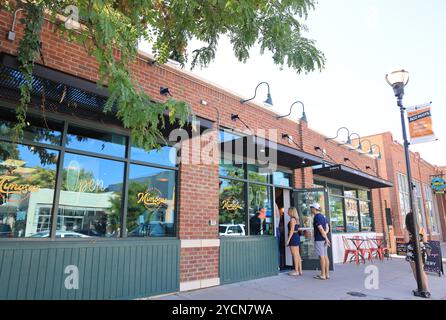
[219,226,227,233]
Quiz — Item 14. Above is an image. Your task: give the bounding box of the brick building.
[362,133,446,244]
[0,8,443,300]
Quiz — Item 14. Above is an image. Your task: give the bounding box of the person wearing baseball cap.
[310,202,331,280]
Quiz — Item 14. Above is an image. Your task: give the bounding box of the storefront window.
[58,153,124,237]
[360,201,372,231]
[248,164,270,184]
[0,117,62,146]
[329,196,345,233]
[248,184,273,236]
[66,125,127,158]
[397,173,411,228]
[127,165,176,237]
[328,185,343,196]
[0,142,58,238]
[131,144,177,167]
[273,171,292,187]
[358,190,369,201]
[424,184,440,234]
[414,181,427,230]
[220,155,244,179]
[345,198,360,232]
[219,179,246,236]
[344,188,357,198]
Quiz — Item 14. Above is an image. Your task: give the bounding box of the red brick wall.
[180,247,219,282]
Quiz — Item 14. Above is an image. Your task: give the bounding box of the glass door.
[292,188,333,270]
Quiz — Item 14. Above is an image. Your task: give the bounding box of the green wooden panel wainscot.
[219,237,278,285]
[0,239,180,300]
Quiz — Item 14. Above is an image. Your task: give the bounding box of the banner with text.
[407,102,437,144]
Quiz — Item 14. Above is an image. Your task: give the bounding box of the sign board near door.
[424,241,444,277]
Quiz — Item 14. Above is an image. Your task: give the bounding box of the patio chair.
[342,236,361,264]
[364,237,379,262]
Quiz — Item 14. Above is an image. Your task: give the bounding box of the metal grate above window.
[0,65,114,114]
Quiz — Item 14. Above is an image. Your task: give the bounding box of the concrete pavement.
[153,258,446,300]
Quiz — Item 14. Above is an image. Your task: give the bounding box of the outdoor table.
[369,238,385,261]
[347,238,367,264]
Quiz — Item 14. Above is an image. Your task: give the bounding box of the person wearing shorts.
[311,203,331,280]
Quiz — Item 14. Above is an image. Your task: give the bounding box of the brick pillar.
[178,128,220,291]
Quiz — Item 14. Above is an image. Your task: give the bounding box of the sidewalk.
[154,259,446,300]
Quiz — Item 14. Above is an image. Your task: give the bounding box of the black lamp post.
[240,82,273,107]
[386,69,427,297]
[277,100,307,122]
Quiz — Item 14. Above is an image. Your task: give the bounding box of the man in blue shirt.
[311,202,331,280]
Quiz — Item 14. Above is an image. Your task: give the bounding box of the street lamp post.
[385,70,427,297]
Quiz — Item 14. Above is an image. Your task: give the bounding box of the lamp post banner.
[407,102,437,144]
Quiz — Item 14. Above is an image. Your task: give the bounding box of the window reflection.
[248,165,269,184]
[127,165,176,237]
[220,155,244,179]
[329,196,345,233]
[0,114,62,146]
[272,171,291,187]
[248,184,273,236]
[66,126,127,158]
[131,145,177,167]
[58,153,124,237]
[360,201,372,231]
[0,142,58,238]
[219,179,245,236]
[345,198,359,232]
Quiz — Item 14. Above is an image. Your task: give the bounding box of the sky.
[141,0,446,166]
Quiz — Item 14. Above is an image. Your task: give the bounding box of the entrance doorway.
[275,188,292,270]
[292,188,334,270]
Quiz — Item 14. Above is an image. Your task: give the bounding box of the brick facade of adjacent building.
[363,132,446,242]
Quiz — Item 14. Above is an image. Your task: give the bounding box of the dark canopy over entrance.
[313,164,393,189]
[220,134,323,170]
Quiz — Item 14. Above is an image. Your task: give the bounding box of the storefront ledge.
[181,239,220,249]
[180,278,220,292]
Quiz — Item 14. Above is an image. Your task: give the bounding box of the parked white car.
[30,231,91,238]
[219,224,246,237]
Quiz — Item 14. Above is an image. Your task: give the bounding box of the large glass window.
[66,125,127,158]
[414,181,427,230]
[219,155,244,179]
[329,196,345,233]
[131,144,177,167]
[272,171,292,188]
[397,173,411,228]
[424,184,441,234]
[0,112,62,146]
[248,164,270,184]
[0,142,58,238]
[58,153,124,237]
[345,198,360,232]
[127,165,176,237]
[219,179,245,236]
[359,201,372,231]
[0,109,181,241]
[248,184,273,236]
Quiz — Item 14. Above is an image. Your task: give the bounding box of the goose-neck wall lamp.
[370,144,382,160]
[240,82,273,107]
[348,133,362,150]
[277,100,307,122]
[326,127,351,144]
